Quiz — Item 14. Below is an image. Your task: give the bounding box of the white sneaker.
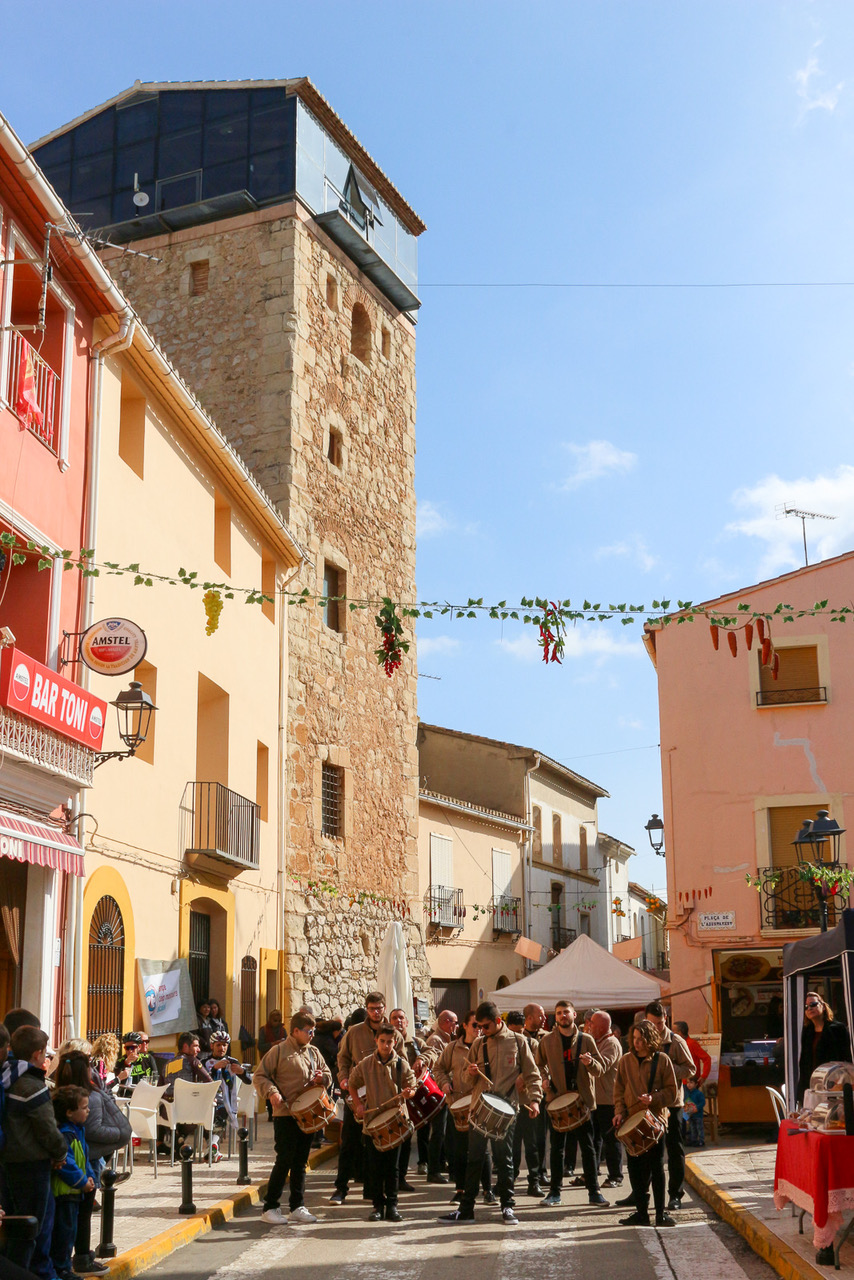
[261,1208,287,1225]
[288,1206,318,1224]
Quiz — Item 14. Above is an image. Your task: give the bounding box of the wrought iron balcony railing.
[551,925,576,951]
[181,782,260,872]
[424,885,464,929]
[0,705,94,787]
[759,864,843,931]
[756,686,827,707]
[5,329,61,453]
[491,895,521,933]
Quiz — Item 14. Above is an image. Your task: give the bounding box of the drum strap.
[646,1052,661,1098]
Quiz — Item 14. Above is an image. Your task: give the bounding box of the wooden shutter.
[492,849,513,900]
[552,813,562,864]
[430,833,454,889]
[759,646,820,701]
[532,806,542,858]
[768,804,823,869]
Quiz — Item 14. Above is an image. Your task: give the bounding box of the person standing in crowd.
[613,1019,678,1229]
[208,1000,229,1039]
[642,1002,694,1212]
[3,1010,40,1036]
[682,1074,706,1147]
[434,1011,495,1205]
[258,1010,286,1059]
[313,1018,344,1082]
[674,1022,711,1083]
[513,1004,547,1197]
[195,1001,214,1055]
[589,1009,623,1187]
[349,1023,417,1223]
[88,1035,119,1089]
[50,1086,95,1280]
[388,1008,427,1194]
[797,991,853,1103]
[439,1001,542,1227]
[254,1011,332,1225]
[536,1001,606,1208]
[2,1026,69,1280]
[331,993,409,1206]
[422,1010,458,1184]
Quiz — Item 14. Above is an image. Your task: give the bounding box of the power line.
[562,743,660,762]
[419,280,854,289]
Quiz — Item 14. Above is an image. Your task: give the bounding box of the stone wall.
[104,201,424,1016]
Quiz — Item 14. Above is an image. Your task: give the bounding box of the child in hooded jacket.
[51,1086,96,1280]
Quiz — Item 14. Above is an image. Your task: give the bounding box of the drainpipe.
[65,311,136,1037]
[523,754,542,970]
[277,560,302,1012]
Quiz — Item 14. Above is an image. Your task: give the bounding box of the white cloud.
[418,636,460,658]
[618,715,643,730]
[795,50,843,115]
[595,536,657,573]
[560,440,638,491]
[727,465,854,576]
[417,500,450,538]
[497,628,642,666]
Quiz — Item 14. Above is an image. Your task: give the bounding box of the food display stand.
[781,909,854,1106]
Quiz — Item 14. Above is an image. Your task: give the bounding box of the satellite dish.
[133,191,150,208]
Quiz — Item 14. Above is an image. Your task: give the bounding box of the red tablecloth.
[774,1123,854,1245]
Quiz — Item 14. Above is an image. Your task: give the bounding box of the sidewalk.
[98,1122,337,1280]
[686,1137,854,1279]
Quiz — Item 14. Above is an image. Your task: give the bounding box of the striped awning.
[0,809,84,876]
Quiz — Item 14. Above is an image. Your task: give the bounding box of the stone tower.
[34,80,429,1015]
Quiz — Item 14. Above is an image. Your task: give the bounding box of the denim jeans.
[4,1159,56,1279]
[51,1198,80,1274]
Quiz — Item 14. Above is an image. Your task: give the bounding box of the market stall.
[782,909,854,1105]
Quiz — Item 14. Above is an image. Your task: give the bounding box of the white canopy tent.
[488,933,664,1013]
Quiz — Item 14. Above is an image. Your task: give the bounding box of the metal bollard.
[236,1127,250,1185]
[96,1170,119,1258]
[179,1143,196,1215]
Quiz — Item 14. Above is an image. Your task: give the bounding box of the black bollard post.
[179,1143,196,1215]
[96,1170,119,1258]
[236,1127,250,1185]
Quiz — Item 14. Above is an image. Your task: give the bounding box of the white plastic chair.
[226,1080,258,1156]
[161,1079,222,1166]
[128,1082,169,1179]
[766,1086,787,1125]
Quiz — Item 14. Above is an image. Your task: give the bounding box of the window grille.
[86,896,125,1040]
[188,909,211,1007]
[321,762,343,838]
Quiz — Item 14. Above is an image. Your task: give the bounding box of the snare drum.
[406,1070,446,1130]
[450,1094,472,1132]
[364,1105,414,1152]
[291,1085,335,1134]
[617,1109,666,1157]
[469,1091,515,1140]
[547,1091,590,1132]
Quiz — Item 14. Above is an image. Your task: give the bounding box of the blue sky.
[7,1,854,897]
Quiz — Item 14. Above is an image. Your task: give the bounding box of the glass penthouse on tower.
[32,79,422,312]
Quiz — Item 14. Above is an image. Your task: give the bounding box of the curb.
[104,1142,338,1280]
[685,1157,827,1280]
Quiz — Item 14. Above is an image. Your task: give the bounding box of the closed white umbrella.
[376,921,414,1032]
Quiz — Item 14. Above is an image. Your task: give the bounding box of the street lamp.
[645,813,666,857]
[95,681,157,768]
[792,809,847,932]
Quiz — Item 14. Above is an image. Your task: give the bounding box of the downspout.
[277,560,302,1013]
[66,311,136,1036]
[523,754,542,971]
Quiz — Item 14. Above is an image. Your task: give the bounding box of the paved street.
[141,1165,778,1280]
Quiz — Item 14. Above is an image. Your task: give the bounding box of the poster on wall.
[692,1032,722,1085]
[137,958,194,1037]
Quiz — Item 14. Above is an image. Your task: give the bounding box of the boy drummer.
[349,1024,417,1222]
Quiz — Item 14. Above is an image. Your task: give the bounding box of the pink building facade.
[645,552,854,1122]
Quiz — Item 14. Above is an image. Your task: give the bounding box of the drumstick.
[362,1089,407,1123]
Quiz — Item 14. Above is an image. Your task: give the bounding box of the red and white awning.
[0,809,84,877]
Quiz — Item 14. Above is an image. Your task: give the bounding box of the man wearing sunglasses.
[255,1011,332,1225]
[439,1001,542,1226]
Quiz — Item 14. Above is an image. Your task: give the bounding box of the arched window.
[240,956,258,1048]
[86,896,125,1040]
[350,303,372,366]
[532,806,542,859]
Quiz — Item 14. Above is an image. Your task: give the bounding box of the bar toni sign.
[0,648,107,749]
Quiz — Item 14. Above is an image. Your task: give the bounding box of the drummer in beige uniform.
[435,1010,495,1204]
[438,1000,542,1226]
[331,992,411,1205]
[612,1018,678,1228]
[536,1000,607,1208]
[422,1010,458,1183]
[349,1023,417,1222]
[255,1011,332,1225]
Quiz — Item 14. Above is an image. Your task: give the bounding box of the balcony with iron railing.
[4,329,61,454]
[424,885,464,930]
[491,895,521,934]
[0,705,94,788]
[180,782,260,875]
[758,864,844,932]
[756,686,827,707]
[551,925,576,951]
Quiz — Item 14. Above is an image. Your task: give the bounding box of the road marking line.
[640,1222,753,1280]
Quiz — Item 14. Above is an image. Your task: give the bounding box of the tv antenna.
[776,503,836,567]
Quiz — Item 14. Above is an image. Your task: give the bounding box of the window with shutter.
[532,806,542,859]
[765,802,832,930]
[552,813,562,865]
[430,833,453,890]
[758,645,824,706]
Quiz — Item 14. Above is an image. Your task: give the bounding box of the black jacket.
[797,1019,853,1102]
